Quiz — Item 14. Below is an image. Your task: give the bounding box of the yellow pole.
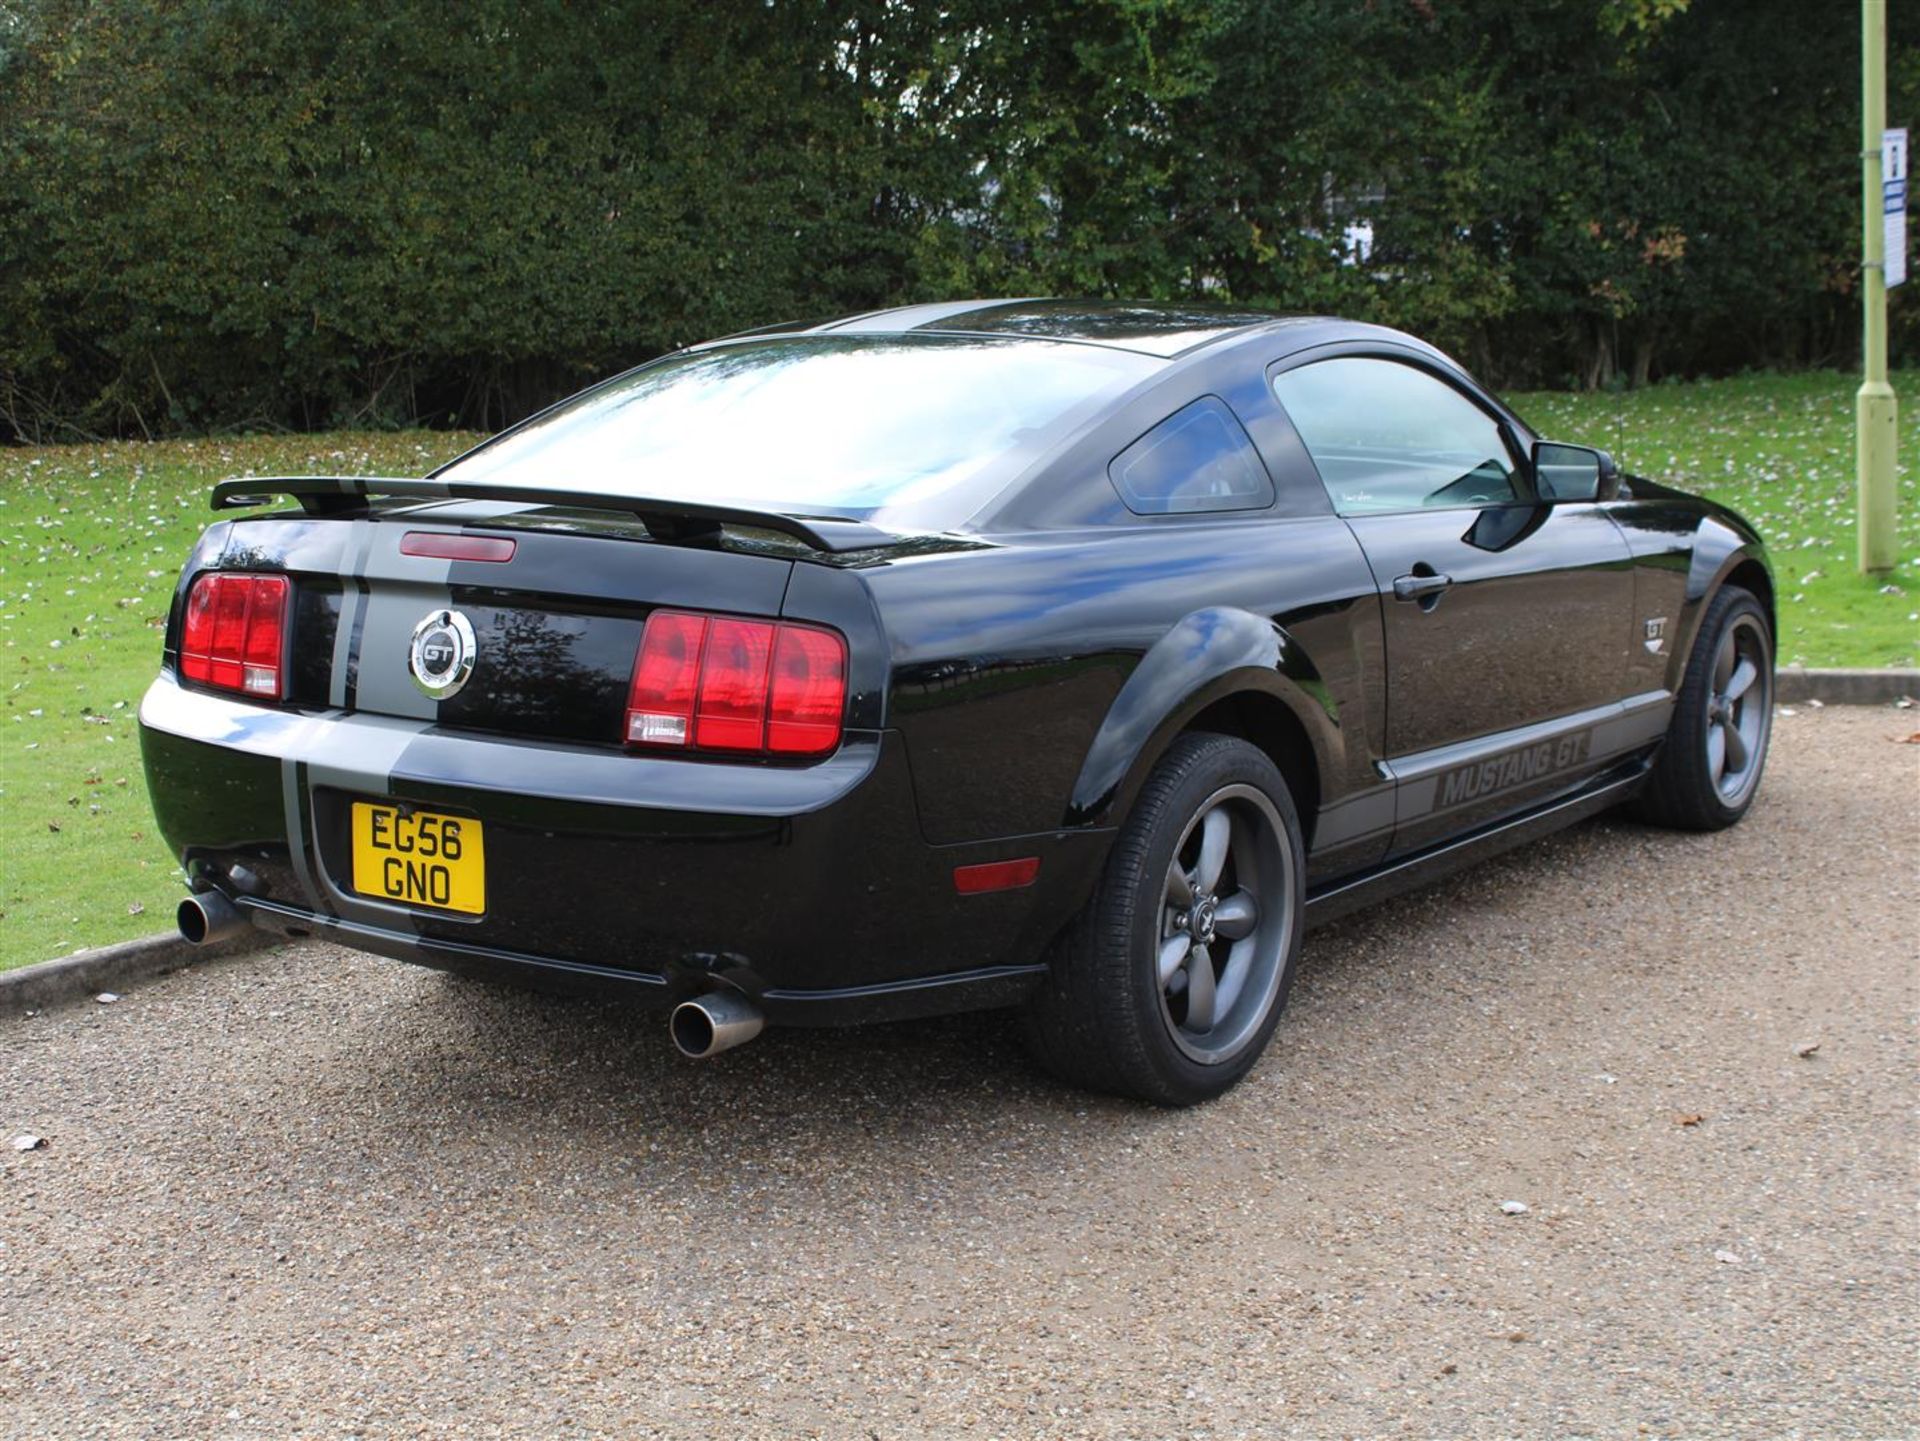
[1858,0,1898,574]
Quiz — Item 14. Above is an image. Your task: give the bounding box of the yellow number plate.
[350,803,485,915]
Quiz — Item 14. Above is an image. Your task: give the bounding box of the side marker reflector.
[952,857,1041,895]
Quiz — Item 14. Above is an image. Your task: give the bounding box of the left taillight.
[625,609,847,758]
[178,572,290,701]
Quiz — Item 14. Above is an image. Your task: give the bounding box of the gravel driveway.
[4,705,1915,1439]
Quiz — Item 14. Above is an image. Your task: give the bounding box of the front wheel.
[1635,585,1774,831]
[1022,733,1305,1106]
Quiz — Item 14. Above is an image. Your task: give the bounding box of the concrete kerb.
[1773,667,1915,705]
[2,927,272,1019]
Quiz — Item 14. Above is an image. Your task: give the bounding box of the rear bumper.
[139,675,1110,1023]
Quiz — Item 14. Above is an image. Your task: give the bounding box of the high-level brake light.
[625,609,847,757]
[399,531,516,563]
[179,573,290,700]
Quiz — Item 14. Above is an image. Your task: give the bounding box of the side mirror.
[1531,441,1619,503]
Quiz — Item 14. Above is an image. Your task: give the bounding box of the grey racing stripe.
[278,715,439,922]
[280,757,327,914]
[1313,783,1396,849]
[822,299,1043,333]
[331,517,378,711]
[329,585,363,709]
[304,713,435,799]
[1386,692,1673,821]
[402,499,546,522]
[343,525,455,722]
[300,716,439,937]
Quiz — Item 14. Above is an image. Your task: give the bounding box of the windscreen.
[435,335,1157,531]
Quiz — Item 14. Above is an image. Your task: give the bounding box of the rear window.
[437,336,1155,531]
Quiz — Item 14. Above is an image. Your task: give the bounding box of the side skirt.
[1303,756,1653,927]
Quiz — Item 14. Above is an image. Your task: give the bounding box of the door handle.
[1392,571,1454,602]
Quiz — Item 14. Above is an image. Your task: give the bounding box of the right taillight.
[625,609,847,758]
[179,572,290,700]
[766,624,849,755]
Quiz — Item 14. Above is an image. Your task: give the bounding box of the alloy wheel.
[1157,783,1294,1065]
[1704,614,1771,806]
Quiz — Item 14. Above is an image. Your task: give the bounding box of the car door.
[1269,352,1636,855]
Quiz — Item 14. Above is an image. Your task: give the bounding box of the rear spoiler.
[209,476,899,553]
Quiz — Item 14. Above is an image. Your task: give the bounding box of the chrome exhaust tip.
[177,890,250,946]
[670,990,764,1059]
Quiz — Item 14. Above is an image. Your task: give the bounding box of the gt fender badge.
[1644,616,1668,654]
[408,608,477,698]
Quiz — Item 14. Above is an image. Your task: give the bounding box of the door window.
[1272,358,1522,515]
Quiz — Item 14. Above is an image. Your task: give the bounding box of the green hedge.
[2,0,1914,439]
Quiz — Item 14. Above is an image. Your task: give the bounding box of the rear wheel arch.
[1063,607,1339,840]
[1087,671,1331,852]
[1177,692,1321,855]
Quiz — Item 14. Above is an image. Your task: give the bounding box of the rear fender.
[1064,606,1337,828]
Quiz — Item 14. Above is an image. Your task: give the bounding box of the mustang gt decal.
[1438,731,1593,808]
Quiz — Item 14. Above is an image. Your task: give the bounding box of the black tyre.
[1022,732,1306,1106]
[1634,585,1774,831]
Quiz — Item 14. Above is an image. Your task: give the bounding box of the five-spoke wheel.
[1703,611,1770,806]
[1156,785,1292,1065]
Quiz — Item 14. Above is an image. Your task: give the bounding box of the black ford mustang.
[141,301,1775,1104]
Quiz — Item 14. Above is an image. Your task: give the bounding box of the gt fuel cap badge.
[408,608,476,699]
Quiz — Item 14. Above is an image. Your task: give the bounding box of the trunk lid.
[201,499,801,746]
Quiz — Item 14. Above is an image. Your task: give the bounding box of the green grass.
[1,370,1914,969]
[1509,370,1919,670]
[0,432,480,969]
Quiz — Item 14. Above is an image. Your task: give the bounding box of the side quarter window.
[1272,357,1522,516]
[1109,396,1275,516]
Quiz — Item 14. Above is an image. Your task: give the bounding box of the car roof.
[721,299,1364,360]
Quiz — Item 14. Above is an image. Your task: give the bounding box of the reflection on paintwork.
[145,305,1773,1028]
